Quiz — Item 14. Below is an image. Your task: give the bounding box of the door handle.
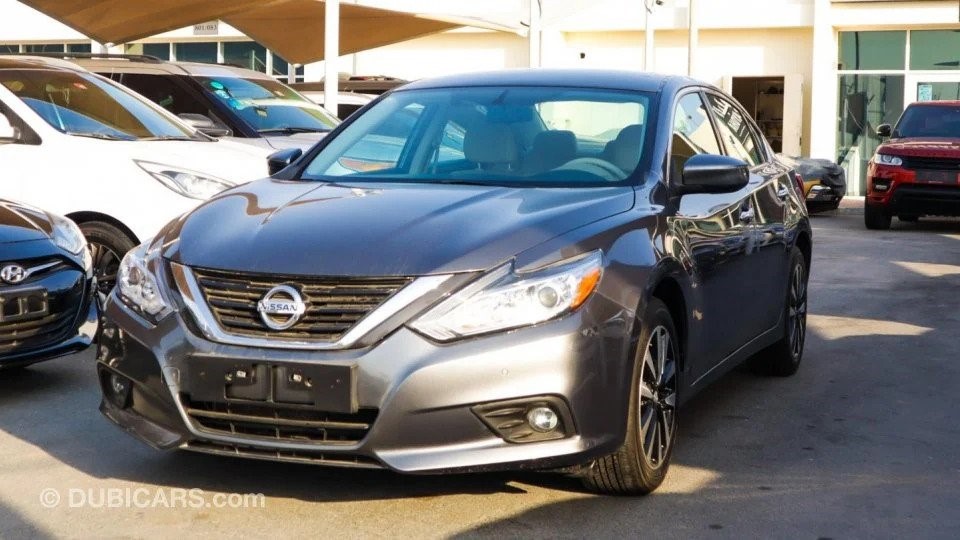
[777,186,790,200]
[739,208,755,223]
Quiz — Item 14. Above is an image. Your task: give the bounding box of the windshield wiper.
[139,135,201,141]
[64,131,135,141]
[258,127,331,135]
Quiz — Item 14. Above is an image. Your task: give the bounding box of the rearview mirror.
[177,113,231,138]
[678,154,750,195]
[267,147,304,176]
[0,113,20,143]
[876,124,892,138]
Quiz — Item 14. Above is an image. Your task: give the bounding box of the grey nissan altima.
[97,69,811,495]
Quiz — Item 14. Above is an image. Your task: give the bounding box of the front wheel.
[78,221,137,296]
[582,297,679,495]
[864,204,892,230]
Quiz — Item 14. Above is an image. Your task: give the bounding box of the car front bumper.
[0,281,99,369]
[96,291,635,473]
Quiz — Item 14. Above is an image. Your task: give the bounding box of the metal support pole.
[687,0,698,76]
[324,0,340,117]
[643,2,655,71]
[528,0,541,67]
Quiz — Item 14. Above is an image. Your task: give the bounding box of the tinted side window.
[671,92,722,180]
[706,94,763,166]
[115,74,203,114]
[116,73,231,134]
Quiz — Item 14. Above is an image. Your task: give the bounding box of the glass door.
[905,73,960,105]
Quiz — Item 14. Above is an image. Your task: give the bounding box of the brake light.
[793,172,805,196]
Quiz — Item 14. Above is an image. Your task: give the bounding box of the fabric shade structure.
[16,0,519,64]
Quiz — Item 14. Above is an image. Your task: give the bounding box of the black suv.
[97,70,811,495]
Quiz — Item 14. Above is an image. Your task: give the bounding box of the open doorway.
[732,77,785,153]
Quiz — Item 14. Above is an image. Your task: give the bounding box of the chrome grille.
[182,397,378,445]
[191,268,412,342]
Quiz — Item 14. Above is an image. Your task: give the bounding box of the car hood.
[0,199,53,244]
[122,139,271,183]
[167,180,635,276]
[262,132,328,151]
[878,138,960,159]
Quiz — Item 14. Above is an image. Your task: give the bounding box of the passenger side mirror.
[0,113,21,143]
[267,147,304,176]
[177,113,231,138]
[876,124,892,138]
[678,154,750,195]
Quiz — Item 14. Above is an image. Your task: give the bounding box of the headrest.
[532,130,577,156]
[464,123,518,165]
[611,123,645,172]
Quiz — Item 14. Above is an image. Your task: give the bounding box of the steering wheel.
[555,158,624,181]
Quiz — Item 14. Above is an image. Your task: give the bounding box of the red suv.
[865,101,960,229]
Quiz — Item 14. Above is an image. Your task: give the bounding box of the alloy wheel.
[638,325,677,469]
[787,263,808,360]
[89,241,121,295]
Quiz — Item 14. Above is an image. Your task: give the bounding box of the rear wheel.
[582,298,679,495]
[752,247,807,377]
[78,221,136,296]
[864,204,892,230]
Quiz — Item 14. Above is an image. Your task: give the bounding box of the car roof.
[398,69,701,94]
[0,55,92,72]
[71,57,276,80]
[906,100,960,107]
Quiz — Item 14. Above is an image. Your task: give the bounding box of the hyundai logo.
[256,285,306,330]
[0,264,26,285]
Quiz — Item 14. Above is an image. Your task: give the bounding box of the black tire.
[78,221,137,296]
[864,204,892,230]
[582,297,679,495]
[752,247,808,377]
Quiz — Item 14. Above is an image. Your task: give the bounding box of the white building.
[2,0,959,194]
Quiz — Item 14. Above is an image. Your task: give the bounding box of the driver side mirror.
[876,124,892,138]
[677,154,750,195]
[177,113,231,138]
[0,113,21,143]
[267,147,304,176]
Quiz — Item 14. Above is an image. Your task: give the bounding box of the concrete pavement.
[1,213,959,539]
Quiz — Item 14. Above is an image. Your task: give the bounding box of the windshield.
[0,68,198,140]
[301,86,652,187]
[894,104,960,138]
[196,76,339,134]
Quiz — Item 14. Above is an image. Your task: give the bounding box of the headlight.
[135,160,235,200]
[50,214,87,255]
[875,154,903,166]
[410,251,603,341]
[117,242,172,320]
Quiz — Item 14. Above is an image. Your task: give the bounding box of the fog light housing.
[527,406,559,432]
[473,396,574,443]
[100,368,132,409]
[872,179,891,192]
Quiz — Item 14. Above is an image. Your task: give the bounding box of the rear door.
[704,91,791,339]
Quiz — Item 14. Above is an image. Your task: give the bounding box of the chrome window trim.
[170,262,452,350]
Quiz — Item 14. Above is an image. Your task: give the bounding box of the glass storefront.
[174,42,217,63]
[125,43,171,60]
[836,30,960,194]
[223,41,266,72]
[836,74,904,194]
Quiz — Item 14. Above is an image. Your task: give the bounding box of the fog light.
[527,406,559,432]
[872,180,890,192]
[101,369,132,409]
